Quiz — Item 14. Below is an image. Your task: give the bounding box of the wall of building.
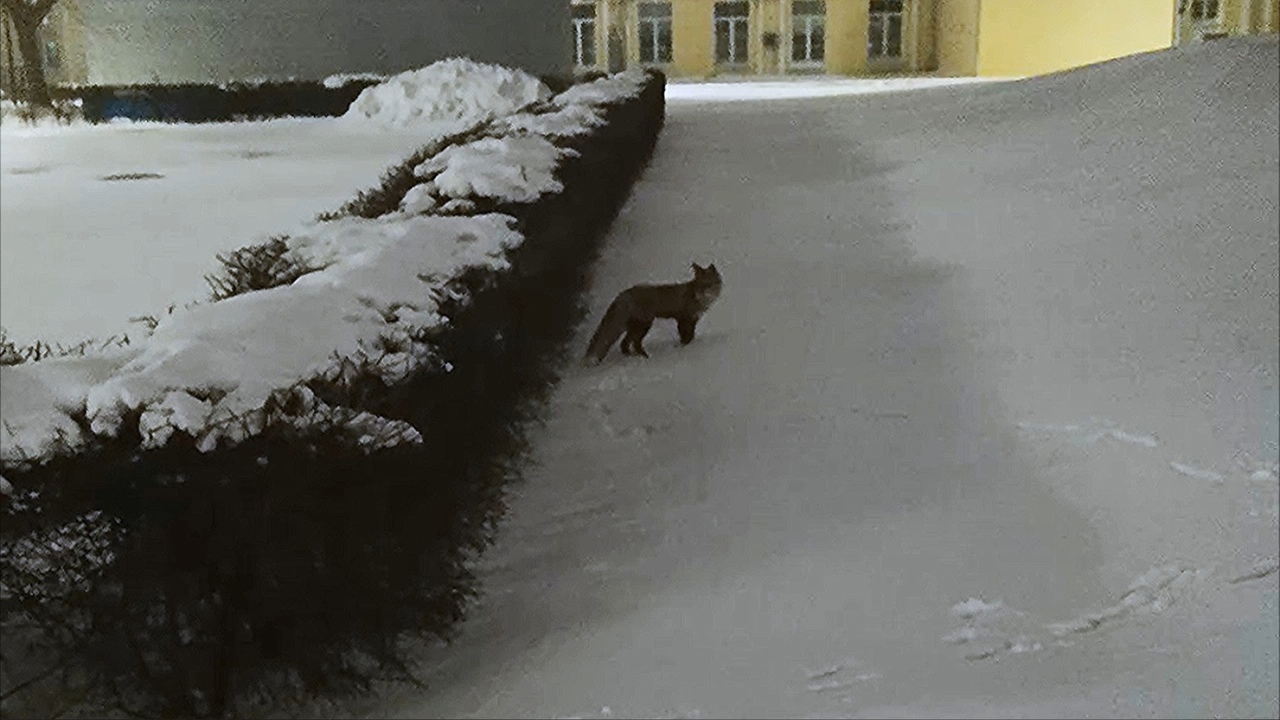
[976,0,1174,77]
[672,0,714,75]
[79,0,570,85]
[825,0,869,74]
[934,0,980,76]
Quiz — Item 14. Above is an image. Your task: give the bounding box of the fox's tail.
[583,300,628,365]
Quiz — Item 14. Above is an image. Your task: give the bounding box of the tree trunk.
[9,11,51,107]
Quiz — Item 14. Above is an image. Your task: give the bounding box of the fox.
[583,262,723,366]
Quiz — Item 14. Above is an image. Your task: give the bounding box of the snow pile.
[322,71,388,89]
[491,103,606,138]
[553,69,649,108]
[410,135,575,205]
[342,57,551,128]
[397,72,650,214]
[0,352,133,462]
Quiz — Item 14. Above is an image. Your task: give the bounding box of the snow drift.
[341,57,551,128]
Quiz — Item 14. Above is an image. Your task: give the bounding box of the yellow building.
[571,0,1280,79]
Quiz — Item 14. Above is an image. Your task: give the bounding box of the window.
[868,0,903,60]
[791,0,825,64]
[573,3,598,67]
[638,2,673,64]
[715,1,750,65]
[1187,0,1221,21]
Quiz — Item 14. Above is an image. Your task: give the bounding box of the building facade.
[570,0,1280,79]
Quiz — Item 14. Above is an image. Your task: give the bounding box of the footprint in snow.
[941,597,1042,662]
[1016,416,1159,449]
[802,658,881,694]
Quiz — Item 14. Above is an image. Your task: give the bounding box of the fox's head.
[690,262,723,306]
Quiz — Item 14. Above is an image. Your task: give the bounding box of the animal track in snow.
[941,596,1041,662]
[1016,416,1159,449]
[1228,557,1280,585]
[802,657,881,695]
[1169,461,1225,484]
[942,565,1208,663]
[1046,564,1200,638]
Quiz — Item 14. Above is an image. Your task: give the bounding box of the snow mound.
[342,57,551,128]
[322,71,387,89]
[554,69,649,108]
[411,135,576,205]
[492,103,607,138]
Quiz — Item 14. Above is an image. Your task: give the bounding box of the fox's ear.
[708,263,718,272]
[691,262,703,272]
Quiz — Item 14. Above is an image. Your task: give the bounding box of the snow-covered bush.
[0,68,667,719]
[204,235,319,301]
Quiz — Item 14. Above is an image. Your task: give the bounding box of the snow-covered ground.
[0,118,444,347]
[1,41,1275,718]
[332,39,1275,719]
[0,58,551,350]
[665,75,1002,103]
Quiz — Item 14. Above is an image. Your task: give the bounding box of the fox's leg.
[628,318,653,358]
[677,316,697,345]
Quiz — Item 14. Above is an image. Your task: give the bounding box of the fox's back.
[617,282,692,318]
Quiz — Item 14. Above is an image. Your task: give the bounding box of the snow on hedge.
[491,103,606,138]
[552,70,649,108]
[322,71,388,89]
[0,68,650,468]
[87,213,523,453]
[411,135,576,205]
[342,57,551,128]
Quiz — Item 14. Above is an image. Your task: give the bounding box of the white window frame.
[714,1,751,66]
[791,1,825,67]
[867,0,904,61]
[637,2,673,65]
[572,2,599,68]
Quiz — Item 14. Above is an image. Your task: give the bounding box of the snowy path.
[355,41,1278,720]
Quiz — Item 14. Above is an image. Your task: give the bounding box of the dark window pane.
[572,4,596,20]
[792,28,808,61]
[715,1,750,19]
[716,21,732,61]
[657,24,673,62]
[793,0,824,15]
[870,0,903,12]
[733,19,748,62]
[811,21,824,60]
[640,1,672,18]
[868,14,884,57]
[640,21,656,60]
[886,14,901,56]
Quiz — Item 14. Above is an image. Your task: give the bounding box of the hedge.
[0,70,665,718]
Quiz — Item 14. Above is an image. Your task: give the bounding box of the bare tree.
[1,0,59,107]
